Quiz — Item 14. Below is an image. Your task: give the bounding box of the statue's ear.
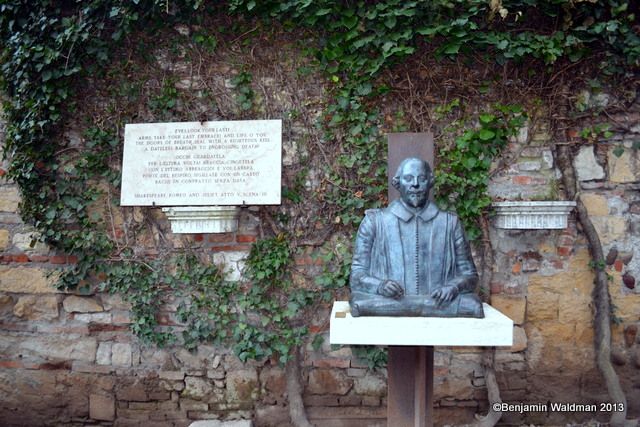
[391,176,400,189]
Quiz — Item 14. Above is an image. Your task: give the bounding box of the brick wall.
[1,36,640,427]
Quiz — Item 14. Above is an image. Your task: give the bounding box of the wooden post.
[387,132,434,203]
[387,346,434,427]
[386,133,436,426]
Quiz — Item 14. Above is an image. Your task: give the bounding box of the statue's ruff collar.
[389,199,439,222]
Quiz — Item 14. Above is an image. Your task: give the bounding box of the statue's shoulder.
[360,208,389,228]
[441,208,459,219]
[433,206,461,225]
[439,209,464,232]
[363,208,383,219]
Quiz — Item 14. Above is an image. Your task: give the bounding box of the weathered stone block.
[558,293,591,324]
[541,149,553,169]
[116,408,150,421]
[525,288,558,322]
[75,313,112,324]
[128,402,158,410]
[175,348,205,369]
[210,354,222,369]
[518,161,541,171]
[491,295,526,325]
[312,357,350,368]
[623,324,637,347]
[19,335,96,362]
[304,395,340,406]
[574,320,595,346]
[212,251,247,282]
[13,295,58,320]
[12,231,49,254]
[581,193,609,216]
[609,147,639,183]
[259,367,285,395]
[112,343,132,367]
[0,293,12,309]
[255,405,288,427]
[63,295,104,313]
[182,376,213,400]
[307,369,353,395]
[362,396,381,406]
[539,320,576,347]
[207,368,225,380]
[434,376,473,400]
[90,393,115,421]
[226,369,258,402]
[180,399,209,411]
[112,310,132,324]
[511,326,527,352]
[102,293,131,310]
[346,368,367,377]
[0,266,58,293]
[353,374,386,397]
[607,196,629,215]
[160,370,186,381]
[573,146,605,181]
[0,186,20,212]
[0,229,10,250]
[609,278,640,325]
[339,394,363,406]
[117,381,148,402]
[590,216,627,245]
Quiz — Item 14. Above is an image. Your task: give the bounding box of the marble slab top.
[329,301,513,347]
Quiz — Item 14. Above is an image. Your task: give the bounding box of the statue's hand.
[431,285,459,306]
[377,280,404,299]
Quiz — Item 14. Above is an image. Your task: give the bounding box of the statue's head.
[392,157,434,209]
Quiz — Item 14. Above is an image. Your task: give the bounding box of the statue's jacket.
[350,199,478,296]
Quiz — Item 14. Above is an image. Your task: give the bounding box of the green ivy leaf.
[479,129,495,140]
[443,43,461,54]
[478,114,495,124]
[384,15,396,29]
[613,146,625,157]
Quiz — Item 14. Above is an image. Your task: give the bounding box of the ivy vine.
[435,103,527,240]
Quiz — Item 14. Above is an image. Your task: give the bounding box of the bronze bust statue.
[349,157,484,318]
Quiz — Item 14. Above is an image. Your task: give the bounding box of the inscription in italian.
[120,120,281,206]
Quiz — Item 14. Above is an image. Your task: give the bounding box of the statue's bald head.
[393,158,432,181]
[392,157,433,208]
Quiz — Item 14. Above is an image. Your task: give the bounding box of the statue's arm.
[350,213,384,294]
[449,216,479,293]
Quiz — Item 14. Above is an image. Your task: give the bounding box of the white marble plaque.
[120,120,281,206]
[330,301,513,346]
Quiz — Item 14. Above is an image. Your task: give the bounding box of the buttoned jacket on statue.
[350,200,478,296]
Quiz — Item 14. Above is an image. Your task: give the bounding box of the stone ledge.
[492,201,576,229]
[162,206,240,234]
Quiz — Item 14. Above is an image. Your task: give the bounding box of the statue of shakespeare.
[349,157,484,318]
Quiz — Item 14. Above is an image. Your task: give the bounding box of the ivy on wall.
[435,104,526,240]
[0,0,638,365]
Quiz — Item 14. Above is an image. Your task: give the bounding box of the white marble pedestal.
[329,301,513,427]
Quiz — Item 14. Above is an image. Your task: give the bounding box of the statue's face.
[396,159,431,208]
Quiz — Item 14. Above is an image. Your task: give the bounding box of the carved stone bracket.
[492,201,577,229]
[161,206,240,233]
